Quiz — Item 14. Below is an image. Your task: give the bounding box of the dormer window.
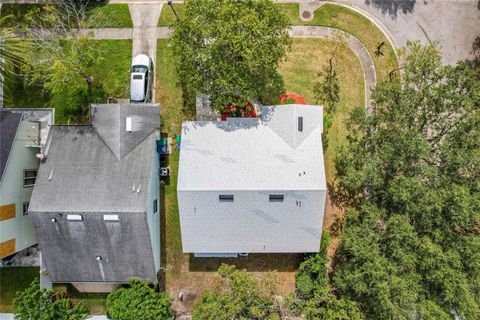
[67,214,83,221]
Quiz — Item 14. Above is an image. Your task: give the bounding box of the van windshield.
[131,65,148,73]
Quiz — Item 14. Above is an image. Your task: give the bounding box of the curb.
[322,1,399,59]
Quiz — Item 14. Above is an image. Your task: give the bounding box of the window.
[219,195,234,202]
[269,194,284,202]
[23,169,37,187]
[298,116,303,132]
[23,202,29,215]
[104,215,119,222]
[144,71,149,93]
[153,199,158,213]
[67,214,83,221]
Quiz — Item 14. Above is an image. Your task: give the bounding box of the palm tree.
[0,14,28,103]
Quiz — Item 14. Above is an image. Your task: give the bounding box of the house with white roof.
[177,104,326,255]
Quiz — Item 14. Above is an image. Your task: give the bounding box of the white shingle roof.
[178,104,326,192]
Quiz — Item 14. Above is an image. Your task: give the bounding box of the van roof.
[130,73,145,102]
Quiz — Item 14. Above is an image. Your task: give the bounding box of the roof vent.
[126,117,132,132]
[298,116,303,132]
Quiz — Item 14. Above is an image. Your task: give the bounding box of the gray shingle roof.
[29,103,160,282]
[29,104,160,213]
[0,110,22,182]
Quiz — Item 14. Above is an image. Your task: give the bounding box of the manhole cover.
[302,11,311,19]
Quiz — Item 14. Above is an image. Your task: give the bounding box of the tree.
[0,15,28,103]
[22,2,103,121]
[290,232,364,320]
[171,0,291,112]
[106,279,172,320]
[192,264,287,320]
[13,279,88,320]
[330,41,480,319]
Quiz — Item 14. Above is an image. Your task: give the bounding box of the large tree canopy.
[326,41,480,319]
[22,3,103,121]
[13,279,88,320]
[171,0,291,112]
[106,279,172,320]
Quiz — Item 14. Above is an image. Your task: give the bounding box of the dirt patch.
[165,253,302,314]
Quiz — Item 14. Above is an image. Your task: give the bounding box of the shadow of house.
[189,253,303,272]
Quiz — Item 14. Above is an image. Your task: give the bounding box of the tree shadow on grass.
[365,0,416,19]
[327,180,361,211]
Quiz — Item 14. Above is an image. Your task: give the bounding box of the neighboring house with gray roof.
[29,104,161,291]
[0,108,53,260]
[178,104,326,255]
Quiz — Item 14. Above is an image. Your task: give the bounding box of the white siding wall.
[178,189,326,253]
[0,121,39,254]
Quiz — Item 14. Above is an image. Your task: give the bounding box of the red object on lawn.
[221,100,257,121]
[279,92,308,105]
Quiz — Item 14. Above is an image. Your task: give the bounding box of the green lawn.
[84,4,133,28]
[0,267,39,312]
[54,284,108,314]
[91,39,132,100]
[157,4,184,27]
[278,38,364,177]
[3,39,132,123]
[278,3,397,82]
[0,4,132,28]
[275,3,304,25]
[156,38,189,267]
[158,3,397,82]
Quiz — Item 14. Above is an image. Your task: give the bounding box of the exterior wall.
[146,146,160,272]
[178,189,326,253]
[0,120,39,258]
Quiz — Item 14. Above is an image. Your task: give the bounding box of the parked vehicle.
[130,54,153,103]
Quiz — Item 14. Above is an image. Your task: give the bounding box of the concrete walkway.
[6,0,478,64]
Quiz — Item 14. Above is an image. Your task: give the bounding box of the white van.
[130,54,153,103]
